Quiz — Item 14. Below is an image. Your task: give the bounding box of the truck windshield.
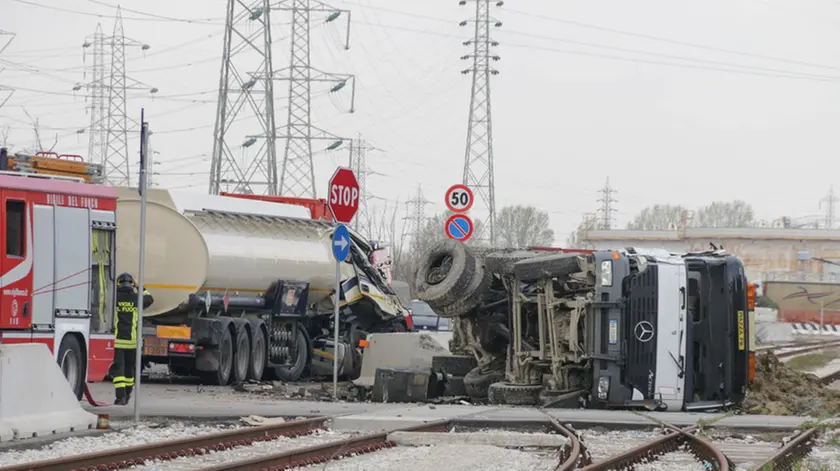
[684,257,749,407]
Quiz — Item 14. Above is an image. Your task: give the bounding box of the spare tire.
[415,239,478,308]
[433,257,492,317]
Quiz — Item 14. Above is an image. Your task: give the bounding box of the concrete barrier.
[354,333,449,388]
[0,344,97,441]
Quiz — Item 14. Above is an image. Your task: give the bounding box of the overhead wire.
[84,0,225,25]
[10,0,224,24]
[503,8,840,73]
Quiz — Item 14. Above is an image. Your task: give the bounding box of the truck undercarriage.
[415,240,753,411]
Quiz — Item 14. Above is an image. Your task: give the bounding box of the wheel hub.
[427,255,453,285]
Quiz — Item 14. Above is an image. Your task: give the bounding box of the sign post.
[327,167,359,399]
[134,109,149,423]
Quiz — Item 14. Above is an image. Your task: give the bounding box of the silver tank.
[115,187,358,317]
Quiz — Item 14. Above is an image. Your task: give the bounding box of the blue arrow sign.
[332,223,351,262]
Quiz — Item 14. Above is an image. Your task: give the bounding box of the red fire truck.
[0,170,118,400]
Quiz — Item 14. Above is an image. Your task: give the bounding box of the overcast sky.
[2,0,840,240]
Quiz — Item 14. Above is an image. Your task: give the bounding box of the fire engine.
[0,151,115,400]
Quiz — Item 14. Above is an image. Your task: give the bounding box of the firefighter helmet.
[117,272,135,287]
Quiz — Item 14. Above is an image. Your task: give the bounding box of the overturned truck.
[416,241,756,411]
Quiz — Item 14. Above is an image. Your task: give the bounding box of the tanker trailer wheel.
[201,327,233,386]
[415,239,478,309]
[247,327,268,382]
[57,334,86,401]
[232,327,250,384]
[268,324,310,382]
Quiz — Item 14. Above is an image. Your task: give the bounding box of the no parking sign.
[445,214,474,242]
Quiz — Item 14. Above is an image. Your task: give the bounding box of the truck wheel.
[247,327,267,382]
[485,250,543,275]
[415,239,477,308]
[268,324,310,382]
[487,382,542,406]
[513,252,585,282]
[432,355,478,377]
[232,327,250,384]
[57,335,86,401]
[463,366,504,400]
[202,327,233,386]
[433,258,492,318]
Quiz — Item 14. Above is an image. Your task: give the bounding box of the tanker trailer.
[114,187,409,386]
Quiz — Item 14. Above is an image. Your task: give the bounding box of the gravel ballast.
[294,444,559,471]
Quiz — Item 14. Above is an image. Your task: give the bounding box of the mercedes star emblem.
[634,321,655,343]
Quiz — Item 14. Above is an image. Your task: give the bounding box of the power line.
[104,6,157,186]
[405,184,431,242]
[460,0,500,246]
[597,177,618,230]
[820,185,837,230]
[84,0,225,25]
[10,0,224,24]
[504,8,840,73]
[84,23,108,169]
[349,134,380,236]
[275,0,356,198]
[0,31,15,111]
[209,0,278,196]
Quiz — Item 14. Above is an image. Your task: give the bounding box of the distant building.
[582,228,840,282]
[763,281,840,325]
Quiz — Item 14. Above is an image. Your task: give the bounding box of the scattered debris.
[239,416,285,427]
[742,353,840,416]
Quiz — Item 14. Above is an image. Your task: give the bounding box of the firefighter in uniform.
[113,273,154,405]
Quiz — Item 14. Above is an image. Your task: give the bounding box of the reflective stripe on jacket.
[114,286,154,349]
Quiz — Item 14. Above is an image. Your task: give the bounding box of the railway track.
[0,410,828,470]
[574,420,827,471]
[0,417,331,471]
[0,416,591,471]
[764,338,840,359]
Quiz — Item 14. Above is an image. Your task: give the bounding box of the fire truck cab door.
[0,190,33,330]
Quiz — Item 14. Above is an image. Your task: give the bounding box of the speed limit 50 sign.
[445,184,474,213]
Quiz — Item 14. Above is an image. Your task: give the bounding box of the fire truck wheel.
[415,239,477,308]
[268,324,310,382]
[57,335,86,401]
[201,327,233,386]
[248,327,267,382]
[232,327,250,384]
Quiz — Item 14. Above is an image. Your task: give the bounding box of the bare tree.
[0,124,10,147]
[626,204,686,230]
[694,200,754,228]
[495,205,554,249]
[566,214,597,248]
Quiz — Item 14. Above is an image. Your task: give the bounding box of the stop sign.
[328,167,360,224]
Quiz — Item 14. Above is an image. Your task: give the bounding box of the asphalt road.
[85,382,813,431]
